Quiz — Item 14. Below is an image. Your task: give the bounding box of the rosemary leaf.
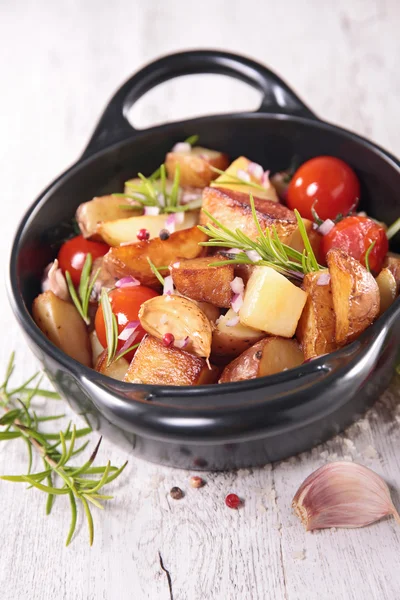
[100,289,118,365]
[147,257,165,286]
[387,217,400,240]
[365,241,376,272]
[184,134,199,146]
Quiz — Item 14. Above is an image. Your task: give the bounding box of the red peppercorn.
[225,493,241,509]
[162,333,175,347]
[137,228,150,241]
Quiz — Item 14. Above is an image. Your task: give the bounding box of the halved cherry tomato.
[58,235,109,286]
[321,216,388,273]
[95,286,158,358]
[287,156,360,221]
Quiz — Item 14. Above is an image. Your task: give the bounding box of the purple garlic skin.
[41,260,69,302]
[292,461,400,531]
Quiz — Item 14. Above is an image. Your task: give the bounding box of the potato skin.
[327,248,380,346]
[32,291,91,367]
[171,255,234,308]
[211,309,265,364]
[219,337,304,383]
[201,186,298,244]
[165,147,229,188]
[383,253,400,293]
[102,226,208,287]
[76,195,139,240]
[210,156,279,202]
[296,270,337,360]
[124,335,219,385]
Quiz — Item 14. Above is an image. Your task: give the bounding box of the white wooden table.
[1,1,400,598]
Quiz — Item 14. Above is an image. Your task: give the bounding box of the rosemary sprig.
[365,241,376,273]
[65,253,100,325]
[198,195,321,278]
[209,166,268,193]
[184,134,199,145]
[147,257,167,286]
[0,353,127,546]
[100,290,141,364]
[387,216,400,240]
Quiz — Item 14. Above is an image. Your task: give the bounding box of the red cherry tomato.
[287,156,360,221]
[321,216,388,273]
[58,235,109,286]
[95,286,158,358]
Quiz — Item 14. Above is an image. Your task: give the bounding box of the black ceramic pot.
[8,50,400,470]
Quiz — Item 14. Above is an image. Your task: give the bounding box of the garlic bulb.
[41,260,69,302]
[292,461,400,530]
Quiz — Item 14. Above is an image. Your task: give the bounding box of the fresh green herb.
[115,343,140,361]
[198,195,321,278]
[365,241,376,273]
[0,353,127,546]
[65,253,100,325]
[184,134,199,146]
[100,289,119,365]
[387,217,400,241]
[311,201,324,226]
[147,257,167,286]
[209,166,267,193]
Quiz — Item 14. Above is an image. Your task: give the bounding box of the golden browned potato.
[201,186,299,244]
[32,291,91,367]
[170,255,234,307]
[76,195,139,240]
[376,267,397,315]
[327,249,380,346]
[210,156,279,202]
[165,146,229,188]
[383,253,400,292]
[211,309,265,362]
[102,226,208,287]
[240,266,308,337]
[95,350,130,381]
[139,295,212,358]
[296,271,337,360]
[124,335,219,385]
[219,337,304,383]
[97,211,199,246]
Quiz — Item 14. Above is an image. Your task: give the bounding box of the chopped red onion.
[237,169,251,183]
[172,142,191,153]
[115,276,140,288]
[245,250,262,263]
[180,189,202,204]
[157,192,166,207]
[42,260,69,302]
[317,273,331,286]
[165,212,184,233]
[144,206,160,216]
[317,219,335,235]
[118,321,140,341]
[227,248,242,255]
[230,276,244,295]
[247,162,264,181]
[172,261,180,268]
[262,170,271,189]
[163,275,174,295]
[174,336,189,349]
[116,330,139,358]
[225,315,240,327]
[231,292,244,313]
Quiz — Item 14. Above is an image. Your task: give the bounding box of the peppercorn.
[170,486,184,500]
[137,228,150,241]
[159,229,170,241]
[162,333,175,347]
[190,476,205,488]
[225,493,241,509]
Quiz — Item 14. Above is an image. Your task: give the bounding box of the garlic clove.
[292,461,400,531]
[41,259,70,302]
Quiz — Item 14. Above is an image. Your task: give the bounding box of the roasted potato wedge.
[219,337,304,383]
[240,266,308,337]
[97,211,199,246]
[165,146,229,188]
[32,291,91,367]
[170,255,234,308]
[211,308,265,362]
[296,271,337,360]
[95,350,130,381]
[139,295,212,358]
[210,156,279,202]
[76,195,139,240]
[102,226,208,287]
[383,253,400,292]
[201,186,298,244]
[376,267,397,315]
[327,249,380,345]
[124,335,219,385]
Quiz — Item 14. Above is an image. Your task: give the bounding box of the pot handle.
[82,49,316,158]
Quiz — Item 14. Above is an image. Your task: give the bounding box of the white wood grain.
[0,1,400,598]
